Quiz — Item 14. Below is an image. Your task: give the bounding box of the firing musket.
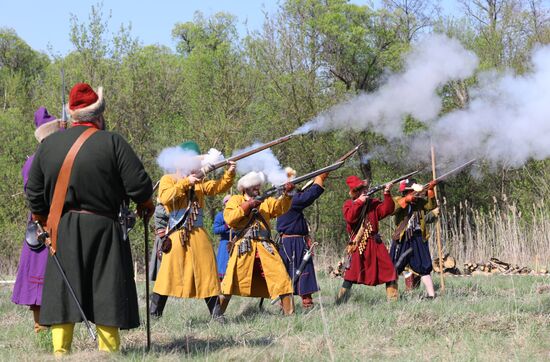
[159,134,295,238]
[152,134,294,193]
[365,170,421,196]
[255,144,362,202]
[196,134,294,179]
[411,158,477,197]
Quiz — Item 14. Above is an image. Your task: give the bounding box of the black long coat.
[26,125,152,329]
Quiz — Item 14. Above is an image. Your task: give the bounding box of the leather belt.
[68,209,117,220]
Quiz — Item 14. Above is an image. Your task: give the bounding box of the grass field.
[1,273,550,361]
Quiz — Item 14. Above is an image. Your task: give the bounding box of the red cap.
[69,83,98,110]
[346,175,364,191]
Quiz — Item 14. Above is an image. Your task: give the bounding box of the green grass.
[1,273,550,361]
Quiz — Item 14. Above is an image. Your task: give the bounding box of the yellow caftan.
[153,170,235,298]
[221,194,293,299]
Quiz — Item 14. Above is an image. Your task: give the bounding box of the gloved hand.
[240,199,262,215]
[283,182,295,194]
[227,161,237,174]
[314,173,329,186]
[428,180,438,190]
[137,198,155,220]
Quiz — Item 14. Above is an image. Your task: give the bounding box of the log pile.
[432,254,461,275]
[463,257,549,276]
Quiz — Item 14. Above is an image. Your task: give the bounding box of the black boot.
[205,297,226,324]
[150,292,168,318]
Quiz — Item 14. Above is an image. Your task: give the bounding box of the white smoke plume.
[233,143,287,185]
[416,44,550,167]
[294,33,550,168]
[157,147,224,175]
[294,34,479,138]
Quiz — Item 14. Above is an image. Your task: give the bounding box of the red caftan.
[342,191,397,286]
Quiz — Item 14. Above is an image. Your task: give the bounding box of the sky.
[0,0,460,56]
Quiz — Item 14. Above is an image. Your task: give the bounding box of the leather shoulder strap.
[47,128,98,253]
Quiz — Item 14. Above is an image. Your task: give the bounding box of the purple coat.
[11,154,48,307]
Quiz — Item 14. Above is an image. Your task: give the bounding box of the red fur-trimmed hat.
[68,83,105,122]
[346,175,365,191]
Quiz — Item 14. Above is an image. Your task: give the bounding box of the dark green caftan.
[26,125,152,329]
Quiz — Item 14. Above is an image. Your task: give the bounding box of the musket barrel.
[433,158,476,183]
[366,170,420,196]
[228,134,294,162]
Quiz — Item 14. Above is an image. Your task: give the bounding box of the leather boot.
[150,292,168,318]
[301,294,314,309]
[280,294,295,315]
[31,305,46,333]
[335,287,351,305]
[210,299,226,324]
[219,294,231,314]
[386,281,399,302]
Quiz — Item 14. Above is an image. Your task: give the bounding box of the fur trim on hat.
[69,86,105,122]
[237,171,266,193]
[34,119,61,143]
[285,167,296,181]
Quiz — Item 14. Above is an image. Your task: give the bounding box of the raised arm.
[342,198,365,224]
[200,169,235,196]
[265,194,293,218]
[291,184,324,211]
[376,191,395,220]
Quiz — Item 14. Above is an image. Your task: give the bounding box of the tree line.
[1,0,549,271]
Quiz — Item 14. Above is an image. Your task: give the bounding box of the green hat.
[179,141,201,155]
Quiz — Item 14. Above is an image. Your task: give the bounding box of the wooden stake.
[431,145,445,293]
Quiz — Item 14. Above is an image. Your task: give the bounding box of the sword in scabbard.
[271,242,318,305]
[32,221,96,341]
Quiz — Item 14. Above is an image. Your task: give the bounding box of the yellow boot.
[97,325,120,352]
[386,281,399,302]
[51,323,74,356]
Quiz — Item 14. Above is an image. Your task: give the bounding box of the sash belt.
[281,234,308,238]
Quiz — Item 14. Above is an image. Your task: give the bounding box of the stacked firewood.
[432,254,461,275]
[463,257,549,276]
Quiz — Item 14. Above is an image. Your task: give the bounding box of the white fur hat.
[237,171,266,193]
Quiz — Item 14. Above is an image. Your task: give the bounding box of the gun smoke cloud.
[294,34,479,138]
[232,143,288,186]
[294,33,550,167]
[157,147,223,175]
[417,45,550,167]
